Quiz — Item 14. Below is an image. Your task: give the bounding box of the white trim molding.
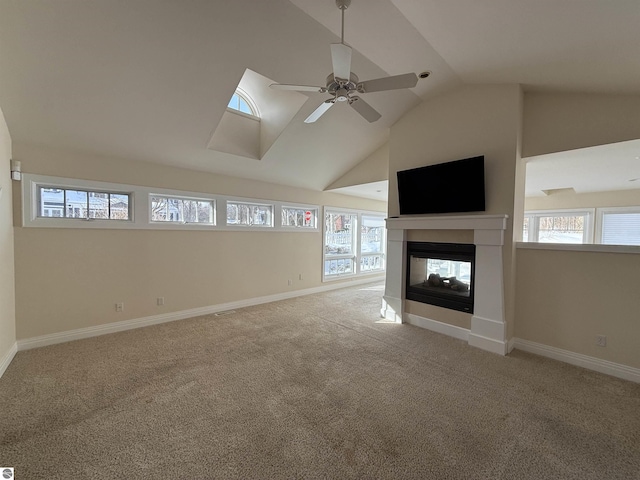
[513,338,640,384]
[0,342,18,379]
[405,313,469,342]
[17,276,384,351]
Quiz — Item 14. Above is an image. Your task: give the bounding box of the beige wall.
[523,93,640,158]
[516,92,640,371]
[389,84,523,335]
[12,143,385,340]
[515,247,640,369]
[326,143,389,190]
[0,108,16,362]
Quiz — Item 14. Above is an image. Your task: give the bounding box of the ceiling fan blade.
[330,43,352,81]
[270,83,326,93]
[349,96,381,123]
[357,72,418,93]
[304,100,334,123]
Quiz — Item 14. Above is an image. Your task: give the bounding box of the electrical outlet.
[596,335,607,347]
[115,302,124,313]
[157,297,165,306]
[299,273,303,281]
[288,279,293,286]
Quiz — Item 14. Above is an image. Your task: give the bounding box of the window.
[226,201,273,227]
[38,186,131,221]
[323,209,386,280]
[150,195,215,224]
[360,215,386,272]
[523,211,592,244]
[599,208,640,246]
[282,206,317,229]
[227,90,258,117]
[24,174,318,233]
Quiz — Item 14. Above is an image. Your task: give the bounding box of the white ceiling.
[525,139,640,197]
[1,0,639,198]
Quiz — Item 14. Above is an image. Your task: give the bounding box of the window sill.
[516,242,640,255]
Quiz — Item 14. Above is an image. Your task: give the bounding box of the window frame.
[226,88,260,119]
[322,207,386,282]
[34,182,133,225]
[281,205,319,230]
[596,206,640,246]
[22,174,320,233]
[522,209,594,244]
[225,200,274,228]
[359,214,387,274]
[149,194,216,225]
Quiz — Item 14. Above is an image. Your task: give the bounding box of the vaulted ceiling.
[1,0,639,200]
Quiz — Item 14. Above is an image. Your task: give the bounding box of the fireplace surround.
[381,215,509,355]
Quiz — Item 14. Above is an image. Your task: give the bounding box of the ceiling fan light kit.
[270,0,422,124]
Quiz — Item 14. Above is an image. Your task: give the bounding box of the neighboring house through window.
[323,208,386,280]
[38,186,131,221]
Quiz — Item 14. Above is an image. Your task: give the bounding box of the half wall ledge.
[382,214,509,355]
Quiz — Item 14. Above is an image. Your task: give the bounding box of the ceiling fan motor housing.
[325,72,359,98]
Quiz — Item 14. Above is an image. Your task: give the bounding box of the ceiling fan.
[269,0,420,124]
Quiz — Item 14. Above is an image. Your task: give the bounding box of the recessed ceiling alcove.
[207,69,308,160]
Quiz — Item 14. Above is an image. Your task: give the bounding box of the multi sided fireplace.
[406,242,476,313]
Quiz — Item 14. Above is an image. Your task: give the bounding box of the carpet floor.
[1,281,639,479]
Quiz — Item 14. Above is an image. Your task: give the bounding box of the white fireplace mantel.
[381,214,510,355]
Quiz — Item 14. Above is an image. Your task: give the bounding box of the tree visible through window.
[522,212,590,244]
[226,201,272,227]
[150,195,214,224]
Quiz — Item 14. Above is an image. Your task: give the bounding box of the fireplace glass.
[406,242,475,313]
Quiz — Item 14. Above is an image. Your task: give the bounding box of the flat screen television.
[397,155,485,215]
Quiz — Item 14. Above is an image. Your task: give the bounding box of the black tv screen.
[397,156,485,215]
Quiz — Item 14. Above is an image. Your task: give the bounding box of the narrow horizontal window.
[38,186,131,221]
[226,201,273,227]
[150,195,215,225]
[282,206,317,229]
[25,174,319,233]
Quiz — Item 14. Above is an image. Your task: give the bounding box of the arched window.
[227,90,258,117]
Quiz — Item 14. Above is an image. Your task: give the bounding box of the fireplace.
[381,214,509,355]
[406,242,475,313]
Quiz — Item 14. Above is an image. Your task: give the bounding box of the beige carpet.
[1,281,639,479]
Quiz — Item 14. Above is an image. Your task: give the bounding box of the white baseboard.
[17,276,384,351]
[0,342,18,379]
[513,338,640,384]
[405,313,511,355]
[404,313,470,342]
[468,333,509,355]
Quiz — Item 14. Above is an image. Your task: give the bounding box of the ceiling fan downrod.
[336,0,351,44]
